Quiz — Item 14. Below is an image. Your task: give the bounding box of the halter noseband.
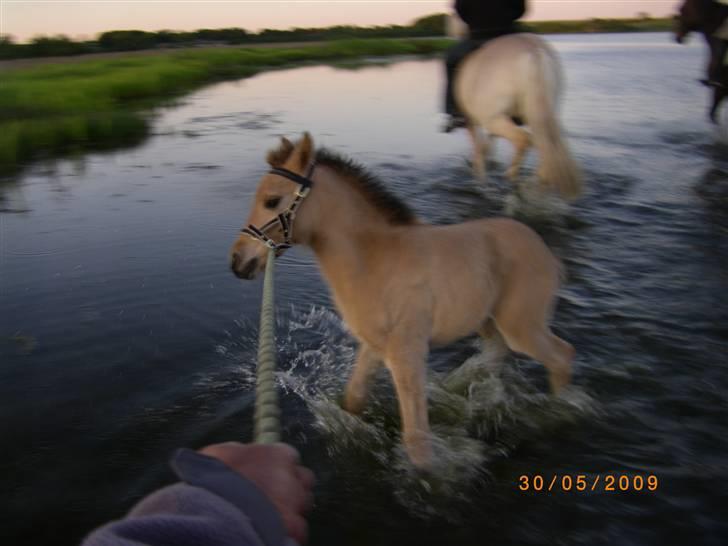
[241,161,316,256]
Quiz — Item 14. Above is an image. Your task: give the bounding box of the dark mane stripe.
[315,148,416,225]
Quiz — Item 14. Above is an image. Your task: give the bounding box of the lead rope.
[254,247,281,443]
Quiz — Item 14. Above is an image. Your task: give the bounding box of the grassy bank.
[0,18,674,176]
[0,38,449,176]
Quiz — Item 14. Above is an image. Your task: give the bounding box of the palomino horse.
[230,134,575,468]
[448,17,582,199]
[675,0,727,123]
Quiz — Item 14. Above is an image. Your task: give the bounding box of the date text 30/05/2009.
[518,474,659,493]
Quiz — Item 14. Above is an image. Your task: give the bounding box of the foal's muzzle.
[231,254,259,280]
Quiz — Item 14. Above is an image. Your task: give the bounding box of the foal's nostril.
[236,258,258,279]
[232,256,259,280]
[230,252,241,271]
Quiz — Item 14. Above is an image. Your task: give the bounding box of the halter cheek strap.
[241,161,316,256]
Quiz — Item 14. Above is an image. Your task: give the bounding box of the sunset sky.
[1,1,679,43]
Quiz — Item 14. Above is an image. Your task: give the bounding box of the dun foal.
[230,134,574,468]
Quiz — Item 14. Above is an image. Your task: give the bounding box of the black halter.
[241,161,316,256]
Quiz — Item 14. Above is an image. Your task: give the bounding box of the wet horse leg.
[497,322,574,393]
[343,343,382,414]
[385,333,432,468]
[466,124,488,181]
[707,38,727,122]
[492,275,574,394]
[487,115,531,182]
[710,60,727,123]
[477,319,509,373]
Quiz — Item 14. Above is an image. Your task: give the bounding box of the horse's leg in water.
[385,331,432,468]
[496,321,573,393]
[487,115,531,182]
[492,276,574,394]
[710,85,726,123]
[466,124,488,181]
[343,343,382,414]
[477,319,509,373]
[708,39,727,122]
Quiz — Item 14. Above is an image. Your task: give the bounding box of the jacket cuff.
[171,448,288,546]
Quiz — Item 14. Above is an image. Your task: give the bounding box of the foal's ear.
[292,132,314,170]
[266,137,295,167]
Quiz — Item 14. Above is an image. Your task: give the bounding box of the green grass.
[0,38,449,176]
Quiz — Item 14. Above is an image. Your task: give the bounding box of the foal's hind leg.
[343,343,382,414]
[499,327,574,393]
[477,319,509,373]
[492,277,574,393]
[487,115,531,182]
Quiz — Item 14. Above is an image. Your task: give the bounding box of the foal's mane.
[315,148,417,225]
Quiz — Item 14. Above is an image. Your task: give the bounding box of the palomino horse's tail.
[523,46,582,200]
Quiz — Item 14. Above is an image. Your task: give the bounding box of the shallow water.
[2,33,728,545]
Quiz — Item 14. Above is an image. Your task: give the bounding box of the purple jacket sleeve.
[81,449,294,546]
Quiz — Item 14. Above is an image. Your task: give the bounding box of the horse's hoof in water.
[404,432,434,470]
[472,164,487,182]
[418,477,433,493]
[340,394,365,415]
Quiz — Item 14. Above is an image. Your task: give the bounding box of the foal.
[230,134,575,468]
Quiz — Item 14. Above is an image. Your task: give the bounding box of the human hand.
[200,442,315,544]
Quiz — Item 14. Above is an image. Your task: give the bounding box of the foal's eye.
[264,196,282,209]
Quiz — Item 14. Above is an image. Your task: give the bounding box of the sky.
[1,1,680,43]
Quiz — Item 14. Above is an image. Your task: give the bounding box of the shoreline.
[0,39,449,176]
[0,17,674,69]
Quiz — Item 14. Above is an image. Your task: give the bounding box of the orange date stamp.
[518,474,659,493]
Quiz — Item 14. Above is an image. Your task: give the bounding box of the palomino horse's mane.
[315,148,417,225]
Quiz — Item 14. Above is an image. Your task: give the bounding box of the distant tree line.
[0,14,446,59]
[0,14,671,60]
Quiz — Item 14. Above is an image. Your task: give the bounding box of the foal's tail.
[523,46,582,200]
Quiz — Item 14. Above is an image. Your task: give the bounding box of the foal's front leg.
[343,343,382,414]
[385,335,432,469]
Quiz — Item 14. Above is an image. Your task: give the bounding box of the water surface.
[2,33,727,545]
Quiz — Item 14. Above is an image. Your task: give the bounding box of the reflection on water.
[2,33,728,545]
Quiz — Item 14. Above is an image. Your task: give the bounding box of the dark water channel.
[1,33,728,545]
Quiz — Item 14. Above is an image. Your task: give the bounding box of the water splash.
[270,306,599,519]
[504,176,572,223]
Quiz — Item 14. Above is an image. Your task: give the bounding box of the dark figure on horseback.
[443,0,527,133]
[675,0,728,122]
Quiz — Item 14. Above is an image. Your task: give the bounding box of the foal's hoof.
[340,394,364,415]
[404,434,434,471]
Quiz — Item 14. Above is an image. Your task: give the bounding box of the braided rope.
[254,248,281,444]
